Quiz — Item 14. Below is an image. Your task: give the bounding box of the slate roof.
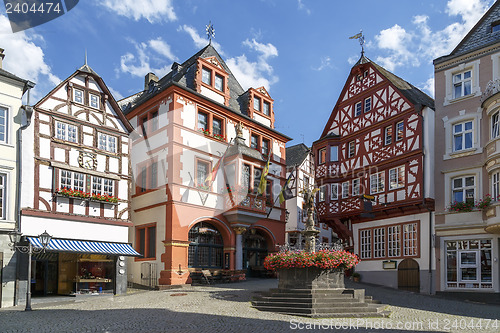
[286,143,310,168]
[435,1,500,64]
[226,135,265,161]
[122,44,246,115]
[355,55,434,110]
[0,68,35,92]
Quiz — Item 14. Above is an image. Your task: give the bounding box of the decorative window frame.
[196,106,227,142]
[54,119,79,143]
[342,181,349,199]
[318,147,326,165]
[354,101,362,117]
[248,87,275,128]
[0,171,8,220]
[443,167,482,211]
[358,221,420,261]
[0,105,10,146]
[195,158,212,191]
[135,157,160,194]
[139,108,160,138]
[443,59,481,106]
[442,110,482,160]
[389,165,405,190]
[330,145,338,162]
[195,57,230,106]
[97,132,118,153]
[490,52,500,82]
[330,183,338,200]
[135,223,157,261]
[348,140,356,158]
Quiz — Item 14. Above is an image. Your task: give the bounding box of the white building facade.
[0,48,34,308]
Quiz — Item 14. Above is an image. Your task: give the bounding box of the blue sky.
[0,0,495,146]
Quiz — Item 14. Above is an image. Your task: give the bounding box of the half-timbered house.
[434,2,500,297]
[18,62,138,299]
[312,55,435,293]
[122,43,290,286]
[285,143,334,247]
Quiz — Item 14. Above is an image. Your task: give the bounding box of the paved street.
[1,278,499,333]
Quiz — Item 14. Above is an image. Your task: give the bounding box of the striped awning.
[27,237,141,256]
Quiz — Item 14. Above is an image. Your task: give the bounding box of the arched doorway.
[398,258,420,292]
[243,229,269,277]
[188,222,223,269]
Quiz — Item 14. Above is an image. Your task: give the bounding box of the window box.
[55,188,119,204]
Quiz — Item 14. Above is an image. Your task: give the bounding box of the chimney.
[0,48,4,69]
[144,72,159,90]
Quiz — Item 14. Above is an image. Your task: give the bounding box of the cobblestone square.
[1,279,499,333]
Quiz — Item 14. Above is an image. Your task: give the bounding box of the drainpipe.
[416,103,434,295]
[14,82,35,305]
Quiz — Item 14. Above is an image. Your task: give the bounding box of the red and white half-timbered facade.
[19,64,137,297]
[313,56,435,293]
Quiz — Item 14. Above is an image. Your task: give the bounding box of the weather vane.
[206,21,215,44]
[349,30,365,56]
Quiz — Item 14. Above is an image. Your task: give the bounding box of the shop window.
[389,165,405,190]
[445,239,492,289]
[0,107,7,144]
[385,126,393,145]
[55,121,78,143]
[188,222,223,268]
[370,171,385,194]
[136,224,156,259]
[396,121,404,141]
[98,132,117,153]
[202,67,212,85]
[452,176,475,203]
[0,173,5,219]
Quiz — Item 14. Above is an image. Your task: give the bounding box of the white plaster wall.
[20,215,129,242]
[39,164,53,189]
[200,86,225,105]
[253,112,271,127]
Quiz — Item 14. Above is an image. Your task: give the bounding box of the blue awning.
[27,237,141,256]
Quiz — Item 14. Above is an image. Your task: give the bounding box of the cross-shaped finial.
[206,21,215,44]
[349,30,365,56]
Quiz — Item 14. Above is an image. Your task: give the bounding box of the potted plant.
[352,272,361,282]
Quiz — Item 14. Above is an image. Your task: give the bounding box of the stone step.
[270,288,353,294]
[259,292,354,299]
[253,304,384,315]
[253,296,360,304]
[251,300,369,308]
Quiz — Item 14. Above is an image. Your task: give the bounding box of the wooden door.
[398,258,420,292]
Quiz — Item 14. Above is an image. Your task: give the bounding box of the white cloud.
[297,0,311,15]
[0,15,60,100]
[312,56,333,71]
[101,0,176,23]
[108,86,125,101]
[226,39,279,91]
[119,38,176,78]
[371,0,492,72]
[423,77,435,97]
[177,25,223,54]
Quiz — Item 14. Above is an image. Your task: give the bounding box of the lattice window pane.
[373,228,385,258]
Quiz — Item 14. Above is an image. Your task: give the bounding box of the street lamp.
[9,230,52,311]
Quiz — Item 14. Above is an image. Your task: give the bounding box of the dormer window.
[90,93,100,109]
[215,74,224,91]
[492,21,500,33]
[263,101,270,116]
[202,67,212,85]
[74,89,83,104]
[254,97,261,111]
